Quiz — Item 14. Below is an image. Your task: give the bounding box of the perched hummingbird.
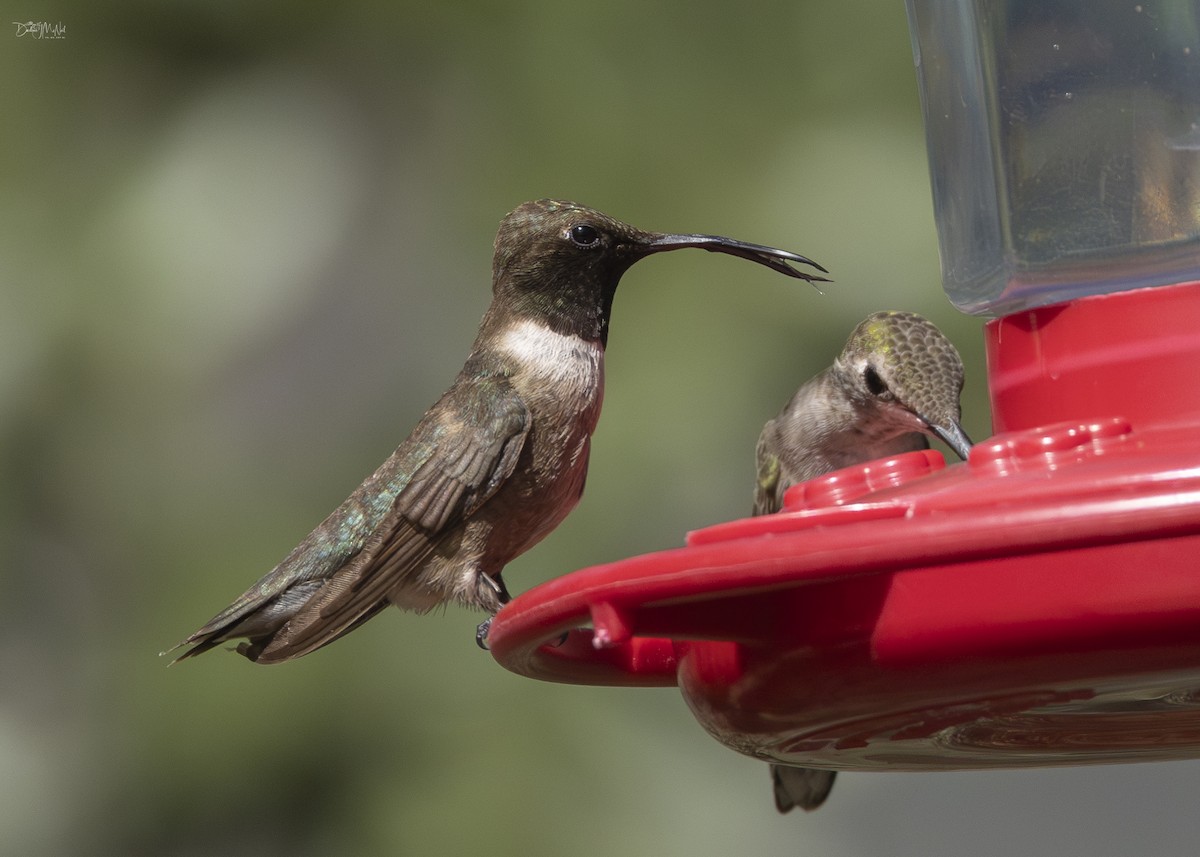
[168,199,828,665]
[754,310,973,813]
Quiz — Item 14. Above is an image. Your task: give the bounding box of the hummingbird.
[168,198,828,665]
[754,310,973,813]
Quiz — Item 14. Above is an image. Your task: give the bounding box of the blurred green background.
[4,1,1199,855]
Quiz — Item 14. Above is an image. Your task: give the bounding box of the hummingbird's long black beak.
[644,233,830,285]
[930,420,974,461]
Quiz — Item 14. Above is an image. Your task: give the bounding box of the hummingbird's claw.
[475,616,494,650]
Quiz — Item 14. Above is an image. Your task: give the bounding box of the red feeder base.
[487,281,1200,772]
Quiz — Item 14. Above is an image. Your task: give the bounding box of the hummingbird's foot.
[475,616,494,650]
[476,573,510,650]
[476,574,516,649]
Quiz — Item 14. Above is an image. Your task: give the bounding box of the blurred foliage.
[3,1,1198,856]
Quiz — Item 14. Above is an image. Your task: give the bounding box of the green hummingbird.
[168,199,827,665]
[754,310,972,812]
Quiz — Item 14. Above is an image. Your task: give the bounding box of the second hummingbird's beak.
[643,233,830,285]
[929,420,974,461]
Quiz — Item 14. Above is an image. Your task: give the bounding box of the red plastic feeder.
[490,2,1200,775]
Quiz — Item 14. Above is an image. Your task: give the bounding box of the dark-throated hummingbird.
[753,310,972,813]
[169,199,827,665]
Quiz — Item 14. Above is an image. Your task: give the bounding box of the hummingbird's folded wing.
[253,380,531,663]
[753,427,785,517]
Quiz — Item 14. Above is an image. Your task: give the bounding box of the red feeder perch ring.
[487,281,1200,772]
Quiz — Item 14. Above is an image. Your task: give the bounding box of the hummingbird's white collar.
[497,319,604,388]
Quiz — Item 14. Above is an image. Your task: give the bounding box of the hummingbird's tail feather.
[238,601,391,662]
[253,514,441,663]
[167,579,326,664]
[161,637,222,664]
[771,764,837,813]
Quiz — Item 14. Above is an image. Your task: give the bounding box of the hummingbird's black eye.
[568,224,602,248]
[863,365,889,397]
